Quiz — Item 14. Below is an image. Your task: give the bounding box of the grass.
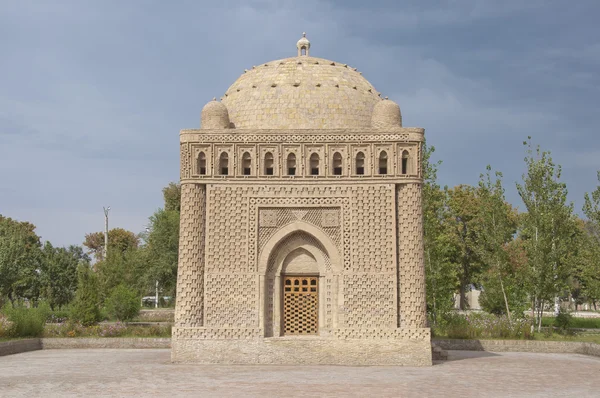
[541,316,600,329]
[531,332,600,344]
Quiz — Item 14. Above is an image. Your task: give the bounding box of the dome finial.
[297,32,310,56]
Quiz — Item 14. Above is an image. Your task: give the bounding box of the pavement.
[1,349,599,397]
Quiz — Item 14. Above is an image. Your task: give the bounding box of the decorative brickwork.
[173,34,431,366]
[396,183,428,328]
[342,273,396,328]
[172,327,263,340]
[204,274,258,328]
[175,183,205,327]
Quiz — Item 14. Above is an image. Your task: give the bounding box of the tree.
[422,143,456,325]
[446,184,484,310]
[70,264,101,325]
[516,137,577,332]
[39,243,90,310]
[162,182,181,212]
[105,284,140,321]
[96,248,146,302]
[83,228,139,262]
[474,166,520,320]
[578,174,600,309]
[583,171,600,226]
[0,215,43,306]
[143,208,180,299]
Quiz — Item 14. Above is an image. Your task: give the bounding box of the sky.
[1,0,599,247]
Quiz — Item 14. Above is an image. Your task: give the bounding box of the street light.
[103,206,110,260]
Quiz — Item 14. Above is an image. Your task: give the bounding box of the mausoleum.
[172,33,431,366]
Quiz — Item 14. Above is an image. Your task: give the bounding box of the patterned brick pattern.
[349,184,396,273]
[172,327,262,340]
[330,328,430,340]
[397,183,428,328]
[342,273,396,328]
[206,185,251,273]
[175,183,205,327]
[258,207,341,251]
[204,274,258,328]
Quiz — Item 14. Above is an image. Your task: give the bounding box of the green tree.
[83,228,140,262]
[105,284,140,321]
[474,166,520,320]
[96,248,146,302]
[0,215,43,306]
[578,172,600,309]
[143,208,180,299]
[39,243,90,310]
[162,182,181,212]
[516,137,577,332]
[446,184,483,310]
[422,143,456,325]
[583,171,600,226]
[70,264,101,325]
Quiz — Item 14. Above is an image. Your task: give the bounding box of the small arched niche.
[332,152,343,176]
[287,153,296,176]
[219,152,229,175]
[242,152,252,176]
[355,151,365,175]
[401,150,410,175]
[378,150,388,175]
[264,152,274,175]
[197,152,206,175]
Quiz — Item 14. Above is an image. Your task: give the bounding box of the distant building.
[172,34,431,366]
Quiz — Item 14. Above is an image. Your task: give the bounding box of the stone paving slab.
[1,349,599,397]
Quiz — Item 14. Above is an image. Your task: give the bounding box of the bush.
[554,309,573,332]
[70,265,101,326]
[43,322,171,338]
[2,302,50,337]
[104,285,140,322]
[47,308,70,323]
[436,311,533,340]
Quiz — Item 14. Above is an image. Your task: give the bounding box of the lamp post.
[103,206,110,260]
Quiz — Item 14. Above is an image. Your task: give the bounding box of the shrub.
[104,285,140,322]
[43,321,171,338]
[2,302,50,337]
[436,311,534,340]
[70,265,101,326]
[47,308,70,323]
[0,315,12,338]
[555,309,573,332]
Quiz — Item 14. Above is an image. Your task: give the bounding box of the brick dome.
[221,41,383,129]
[371,98,402,128]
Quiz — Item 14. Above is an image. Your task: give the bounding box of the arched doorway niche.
[258,222,343,337]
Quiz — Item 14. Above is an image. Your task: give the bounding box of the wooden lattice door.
[283,276,318,335]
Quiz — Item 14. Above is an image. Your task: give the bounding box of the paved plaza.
[0,349,599,397]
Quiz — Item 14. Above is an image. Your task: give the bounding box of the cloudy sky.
[1,0,599,247]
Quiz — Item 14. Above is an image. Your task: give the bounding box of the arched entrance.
[258,222,342,337]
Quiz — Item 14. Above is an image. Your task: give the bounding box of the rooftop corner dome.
[220,33,383,129]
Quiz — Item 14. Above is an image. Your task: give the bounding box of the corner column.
[174,182,206,327]
[396,183,427,328]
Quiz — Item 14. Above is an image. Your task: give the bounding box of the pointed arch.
[197,151,206,175]
[378,150,388,175]
[219,152,229,175]
[402,150,410,175]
